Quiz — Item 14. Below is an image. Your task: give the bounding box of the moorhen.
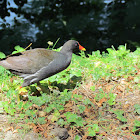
[0,40,86,87]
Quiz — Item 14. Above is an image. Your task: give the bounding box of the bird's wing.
[22,54,69,87]
[0,48,60,74]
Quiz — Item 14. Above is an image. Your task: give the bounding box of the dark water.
[0,0,139,54]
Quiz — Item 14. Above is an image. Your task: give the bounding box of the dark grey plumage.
[0,40,85,87]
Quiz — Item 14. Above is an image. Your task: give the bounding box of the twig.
[25,43,32,50]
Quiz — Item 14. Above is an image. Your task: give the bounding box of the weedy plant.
[0,44,140,139]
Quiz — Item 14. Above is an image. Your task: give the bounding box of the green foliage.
[0,66,11,76]
[0,44,139,138]
[25,110,36,117]
[94,89,107,102]
[37,117,46,124]
[83,98,94,107]
[72,94,83,103]
[90,85,95,91]
[110,109,127,122]
[51,110,61,122]
[77,105,85,113]
[87,124,99,136]
[132,120,140,135]
[75,135,81,140]
[107,44,130,60]
[134,104,140,115]
[57,118,65,127]
[12,45,25,54]
[2,101,16,115]
[88,45,139,82]
[64,112,84,127]
[43,90,72,114]
[107,93,117,106]
[0,52,6,59]
[28,93,51,106]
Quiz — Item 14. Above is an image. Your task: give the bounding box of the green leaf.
[19,114,25,119]
[75,135,81,140]
[73,94,83,99]
[37,117,46,124]
[0,102,4,113]
[25,110,36,117]
[83,98,93,106]
[56,104,64,110]
[90,85,95,91]
[17,101,24,110]
[134,120,140,127]
[87,124,99,136]
[107,93,117,105]
[29,94,51,106]
[64,112,84,127]
[78,105,85,113]
[23,102,33,109]
[0,52,6,59]
[12,45,25,54]
[88,127,96,136]
[111,109,127,122]
[44,106,53,113]
[134,77,139,83]
[57,118,65,127]
[9,109,16,115]
[14,45,25,52]
[134,104,140,115]
[51,110,60,122]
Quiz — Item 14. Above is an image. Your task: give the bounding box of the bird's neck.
[60,48,72,54]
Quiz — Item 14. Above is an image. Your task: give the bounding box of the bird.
[0,40,86,87]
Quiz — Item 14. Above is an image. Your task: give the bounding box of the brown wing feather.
[0,48,60,74]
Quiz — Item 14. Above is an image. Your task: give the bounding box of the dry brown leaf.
[123,103,130,109]
[47,126,54,131]
[99,132,107,136]
[84,106,97,118]
[15,125,22,129]
[5,126,14,132]
[65,102,73,108]
[85,81,93,89]
[10,78,14,83]
[105,85,114,92]
[19,91,28,96]
[0,127,3,132]
[82,135,88,140]
[43,130,48,138]
[96,98,107,107]
[68,128,75,140]
[40,120,51,130]
[32,104,40,109]
[127,76,134,82]
[120,80,129,86]
[13,129,18,133]
[10,76,18,84]
[89,98,96,104]
[72,89,78,94]
[28,123,36,128]
[38,111,47,117]
[33,126,39,133]
[117,85,125,92]
[33,125,43,133]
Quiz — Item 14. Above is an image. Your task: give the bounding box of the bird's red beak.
[78,43,86,51]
